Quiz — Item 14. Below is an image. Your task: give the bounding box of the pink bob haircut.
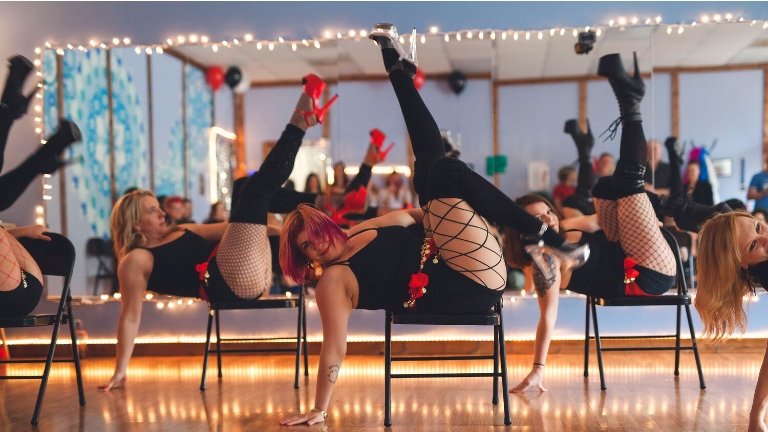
[280,204,349,284]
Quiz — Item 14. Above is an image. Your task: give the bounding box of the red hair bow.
[623,257,649,296]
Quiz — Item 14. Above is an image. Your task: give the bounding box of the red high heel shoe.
[295,73,338,125]
[369,128,394,162]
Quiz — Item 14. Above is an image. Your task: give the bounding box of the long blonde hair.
[696,211,757,342]
[110,190,157,260]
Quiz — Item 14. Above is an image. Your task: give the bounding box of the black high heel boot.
[1,55,37,120]
[597,52,644,124]
[654,194,732,233]
[35,120,82,174]
[368,23,418,77]
[665,136,684,168]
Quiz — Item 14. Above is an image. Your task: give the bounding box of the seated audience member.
[552,165,576,215]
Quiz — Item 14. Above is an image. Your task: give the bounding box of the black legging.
[386,63,567,248]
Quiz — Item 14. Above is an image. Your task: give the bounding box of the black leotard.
[144,230,217,298]
[566,230,675,298]
[327,225,502,314]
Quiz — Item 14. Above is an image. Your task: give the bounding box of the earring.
[745,268,756,294]
[306,261,314,269]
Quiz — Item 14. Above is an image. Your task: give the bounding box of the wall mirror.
[37,20,768,295]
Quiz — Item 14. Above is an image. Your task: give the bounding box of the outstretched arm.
[347,208,423,236]
[281,269,353,425]
[749,340,768,431]
[511,254,561,393]
[99,250,151,391]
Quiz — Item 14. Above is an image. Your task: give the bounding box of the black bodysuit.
[566,230,675,298]
[144,230,217,298]
[327,225,502,314]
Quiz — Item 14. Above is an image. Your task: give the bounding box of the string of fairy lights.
[28,13,768,221]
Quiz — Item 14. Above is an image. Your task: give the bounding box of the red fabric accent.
[552,183,576,201]
[623,257,651,297]
[196,243,220,302]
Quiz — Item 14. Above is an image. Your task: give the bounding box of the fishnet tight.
[595,194,675,276]
[216,223,272,300]
[424,198,506,290]
[0,228,42,292]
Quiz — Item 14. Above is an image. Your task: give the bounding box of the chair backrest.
[660,227,688,295]
[18,233,76,278]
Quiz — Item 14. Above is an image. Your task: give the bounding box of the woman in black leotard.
[697,212,768,430]
[279,23,589,427]
[505,52,682,394]
[99,73,340,391]
[0,54,81,318]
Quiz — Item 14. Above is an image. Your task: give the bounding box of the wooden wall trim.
[764,67,768,156]
[181,62,188,198]
[671,71,680,138]
[492,82,499,188]
[578,80,587,131]
[233,93,246,178]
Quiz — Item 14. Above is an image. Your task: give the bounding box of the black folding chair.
[200,286,309,390]
[85,237,117,295]
[584,227,705,391]
[0,233,85,425]
[384,299,511,427]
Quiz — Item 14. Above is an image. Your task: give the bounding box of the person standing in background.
[747,155,768,210]
[644,139,671,196]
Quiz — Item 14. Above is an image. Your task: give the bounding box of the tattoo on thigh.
[532,254,557,297]
[327,364,340,384]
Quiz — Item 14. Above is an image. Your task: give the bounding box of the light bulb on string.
[291,43,297,51]
[189,34,198,43]
[268,43,274,51]
[166,39,173,45]
[444,34,449,42]
[609,20,615,26]
[537,31,543,40]
[314,41,321,48]
[123,38,131,44]
[560,28,565,35]
[525,31,530,40]
[256,42,262,50]
[348,30,356,37]
[245,34,253,41]
[678,26,684,34]
[212,45,218,52]
[278,37,284,43]
[550,28,555,36]
[513,32,518,41]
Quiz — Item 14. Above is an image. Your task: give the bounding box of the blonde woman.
[98,74,333,391]
[697,211,768,431]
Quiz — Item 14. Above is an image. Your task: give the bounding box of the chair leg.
[674,304,682,377]
[584,297,591,378]
[31,310,64,425]
[497,302,511,426]
[684,304,706,389]
[67,303,85,406]
[200,310,214,391]
[215,310,223,379]
[492,315,499,406]
[384,311,393,427]
[590,301,606,391]
[294,293,304,389]
[93,262,102,296]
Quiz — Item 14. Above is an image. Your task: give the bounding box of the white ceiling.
[171,22,768,84]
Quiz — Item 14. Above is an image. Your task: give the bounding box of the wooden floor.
[0,352,761,431]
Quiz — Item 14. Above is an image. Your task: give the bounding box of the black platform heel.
[597,52,645,124]
[657,195,732,233]
[1,55,38,120]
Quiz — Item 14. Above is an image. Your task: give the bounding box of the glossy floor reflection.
[0,352,760,431]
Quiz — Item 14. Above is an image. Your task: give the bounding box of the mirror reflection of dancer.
[99,73,337,391]
[279,23,589,426]
[697,213,768,430]
[0,54,81,318]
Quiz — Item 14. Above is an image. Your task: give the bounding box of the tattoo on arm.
[532,254,558,297]
[327,364,340,384]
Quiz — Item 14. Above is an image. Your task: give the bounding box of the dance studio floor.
[0,352,760,431]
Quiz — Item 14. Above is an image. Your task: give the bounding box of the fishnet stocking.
[594,198,620,242]
[424,198,506,290]
[216,223,272,300]
[0,229,42,291]
[617,194,676,276]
